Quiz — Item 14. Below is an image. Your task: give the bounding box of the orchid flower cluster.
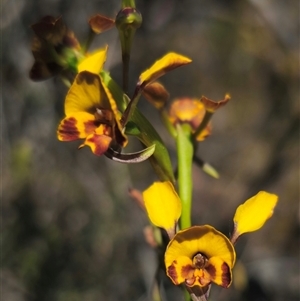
[29,1,278,300]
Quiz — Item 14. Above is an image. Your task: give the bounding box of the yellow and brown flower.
[30,15,80,81]
[57,69,127,156]
[165,225,236,289]
[168,98,212,141]
[142,178,278,300]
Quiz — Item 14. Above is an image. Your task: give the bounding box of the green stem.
[122,52,130,94]
[116,3,142,94]
[121,0,136,8]
[121,87,142,126]
[184,287,192,301]
[176,124,194,229]
[81,30,96,54]
[161,109,177,139]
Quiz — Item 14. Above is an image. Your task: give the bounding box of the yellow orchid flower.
[143,181,182,239]
[142,180,278,300]
[57,69,127,156]
[168,98,212,141]
[165,225,236,289]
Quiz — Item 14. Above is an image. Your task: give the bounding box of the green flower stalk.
[121,0,136,8]
[176,123,194,229]
[116,6,142,93]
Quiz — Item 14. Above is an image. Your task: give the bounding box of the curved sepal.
[105,144,155,163]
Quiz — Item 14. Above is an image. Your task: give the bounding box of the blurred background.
[2,0,299,300]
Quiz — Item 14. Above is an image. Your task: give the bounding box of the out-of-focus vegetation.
[2,0,299,300]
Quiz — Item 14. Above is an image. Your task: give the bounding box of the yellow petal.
[77,46,108,74]
[139,53,192,87]
[143,181,182,236]
[233,191,278,236]
[65,71,107,115]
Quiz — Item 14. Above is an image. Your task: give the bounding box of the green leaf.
[128,109,175,183]
[193,156,219,179]
[100,70,128,111]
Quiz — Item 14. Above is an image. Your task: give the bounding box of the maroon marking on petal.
[167,261,179,284]
[83,120,98,135]
[76,71,99,86]
[205,261,231,287]
[181,264,195,278]
[207,262,231,288]
[220,262,231,288]
[174,227,207,243]
[205,263,216,279]
[58,117,80,141]
[86,135,111,156]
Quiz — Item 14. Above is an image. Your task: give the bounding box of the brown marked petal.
[219,262,231,288]
[81,133,112,156]
[57,117,81,141]
[167,262,179,284]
